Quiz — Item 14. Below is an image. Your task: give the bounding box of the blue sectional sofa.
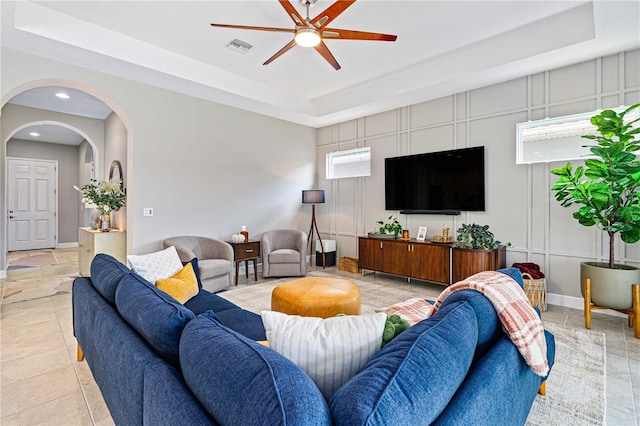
[73,254,555,425]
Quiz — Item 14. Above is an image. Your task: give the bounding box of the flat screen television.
[385,146,485,214]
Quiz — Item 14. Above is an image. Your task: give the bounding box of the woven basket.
[338,257,359,274]
[522,272,547,311]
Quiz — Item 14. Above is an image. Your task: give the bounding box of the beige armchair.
[261,229,307,278]
[162,236,233,293]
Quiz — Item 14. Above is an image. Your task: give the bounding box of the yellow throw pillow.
[156,262,199,304]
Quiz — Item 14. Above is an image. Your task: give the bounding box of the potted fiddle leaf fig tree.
[551,103,640,310]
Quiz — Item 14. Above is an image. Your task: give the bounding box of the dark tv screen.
[385,146,485,214]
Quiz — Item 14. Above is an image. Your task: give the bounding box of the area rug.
[219,273,606,425]
[218,271,443,316]
[7,250,58,269]
[526,322,606,425]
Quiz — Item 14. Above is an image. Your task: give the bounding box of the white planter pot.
[580,262,640,310]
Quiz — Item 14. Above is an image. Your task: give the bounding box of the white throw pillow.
[127,246,184,284]
[261,310,387,401]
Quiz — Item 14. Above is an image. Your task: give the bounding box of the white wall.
[316,49,640,307]
[1,47,316,271]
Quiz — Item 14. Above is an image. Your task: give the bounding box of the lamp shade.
[302,190,325,204]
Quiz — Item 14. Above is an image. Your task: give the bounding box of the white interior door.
[7,158,57,251]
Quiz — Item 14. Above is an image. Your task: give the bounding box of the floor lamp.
[302,190,325,269]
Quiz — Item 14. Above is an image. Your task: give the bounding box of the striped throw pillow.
[261,310,387,401]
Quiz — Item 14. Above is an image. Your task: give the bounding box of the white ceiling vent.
[226,39,253,54]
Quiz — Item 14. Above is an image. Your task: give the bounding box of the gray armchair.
[162,236,233,293]
[261,229,307,278]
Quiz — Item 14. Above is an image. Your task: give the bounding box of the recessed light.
[29,132,40,137]
[56,92,70,99]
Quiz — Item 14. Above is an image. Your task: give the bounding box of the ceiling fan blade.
[263,39,298,65]
[278,0,307,27]
[314,41,341,70]
[322,28,397,41]
[211,23,295,34]
[311,0,357,29]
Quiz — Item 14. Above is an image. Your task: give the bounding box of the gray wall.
[1,47,316,272]
[316,49,640,309]
[6,139,79,244]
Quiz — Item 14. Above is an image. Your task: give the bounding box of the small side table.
[229,240,261,285]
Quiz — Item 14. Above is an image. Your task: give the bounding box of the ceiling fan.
[211,0,397,70]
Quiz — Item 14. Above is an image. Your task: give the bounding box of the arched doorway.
[5,120,100,251]
[1,80,132,275]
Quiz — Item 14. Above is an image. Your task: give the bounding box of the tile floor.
[1,248,638,425]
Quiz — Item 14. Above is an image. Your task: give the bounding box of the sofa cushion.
[184,291,240,315]
[268,249,300,264]
[127,246,184,284]
[329,301,479,425]
[180,313,331,426]
[197,258,232,280]
[143,360,216,426]
[156,262,200,304]
[89,253,133,305]
[115,272,195,366]
[214,309,267,341]
[437,289,502,359]
[432,331,555,425]
[183,258,203,290]
[261,311,387,401]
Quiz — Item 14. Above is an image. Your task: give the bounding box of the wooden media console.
[358,236,506,285]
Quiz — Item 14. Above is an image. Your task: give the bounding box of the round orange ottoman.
[271,277,361,318]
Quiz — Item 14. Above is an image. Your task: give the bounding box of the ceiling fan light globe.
[295,28,321,47]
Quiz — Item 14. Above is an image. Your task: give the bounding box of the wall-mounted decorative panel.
[531,73,545,106]
[338,120,357,142]
[549,60,597,102]
[316,49,639,306]
[364,110,397,137]
[625,50,639,88]
[469,78,528,117]
[601,54,620,93]
[409,125,454,155]
[409,96,454,128]
[549,100,598,118]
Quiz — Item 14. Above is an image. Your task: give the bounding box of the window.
[326,147,371,179]
[515,106,639,164]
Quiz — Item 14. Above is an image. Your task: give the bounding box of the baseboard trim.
[57,242,79,249]
[547,292,628,318]
[0,269,6,279]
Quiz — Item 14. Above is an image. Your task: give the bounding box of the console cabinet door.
[451,246,506,282]
[380,240,410,276]
[358,237,381,271]
[411,243,450,284]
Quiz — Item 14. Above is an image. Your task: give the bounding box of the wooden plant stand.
[584,278,640,338]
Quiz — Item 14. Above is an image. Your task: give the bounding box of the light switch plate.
[143,208,154,217]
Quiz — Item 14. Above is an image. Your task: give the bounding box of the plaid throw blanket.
[430,271,549,377]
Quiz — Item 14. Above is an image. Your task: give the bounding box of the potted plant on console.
[369,216,402,239]
[451,223,508,282]
[551,104,640,337]
[75,179,126,231]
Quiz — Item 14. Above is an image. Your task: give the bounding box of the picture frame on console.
[416,226,427,241]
